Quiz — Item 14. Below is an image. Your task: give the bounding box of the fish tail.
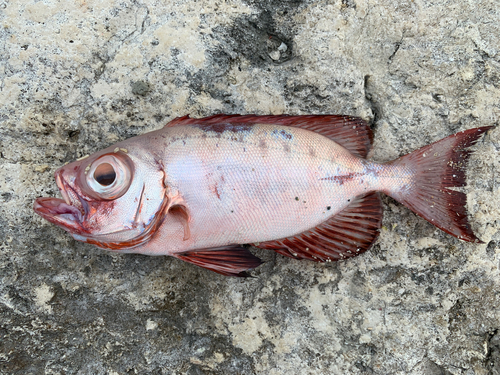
[380,126,493,242]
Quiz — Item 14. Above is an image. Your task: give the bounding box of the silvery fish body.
[34,115,491,276]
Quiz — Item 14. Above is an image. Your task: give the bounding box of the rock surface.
[1,0,500,374]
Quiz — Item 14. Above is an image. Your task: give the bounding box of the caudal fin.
[384,126,493,242]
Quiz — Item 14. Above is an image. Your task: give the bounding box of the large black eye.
[94,163,116,186]
[84,153,133,200]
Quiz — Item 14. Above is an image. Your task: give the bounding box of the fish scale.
[162,124,363,246]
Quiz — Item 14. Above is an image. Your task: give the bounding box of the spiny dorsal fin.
[255,192,383,261]
[165,114,373,158]
[175,245,263,277]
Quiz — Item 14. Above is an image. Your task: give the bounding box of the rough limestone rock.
[1,0,500,374]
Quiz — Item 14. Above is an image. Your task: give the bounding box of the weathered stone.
[1,0,499,374]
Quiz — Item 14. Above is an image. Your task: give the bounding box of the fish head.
[34,145,169,250]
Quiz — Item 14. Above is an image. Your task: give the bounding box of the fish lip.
[33,197,84,232]
[33,171,88,233]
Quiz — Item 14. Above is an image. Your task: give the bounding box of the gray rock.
[131,81,151,97]
[1,0,499,374]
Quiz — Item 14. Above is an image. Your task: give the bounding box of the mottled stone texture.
[1,0,499,374]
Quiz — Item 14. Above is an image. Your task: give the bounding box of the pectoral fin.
[174,246,263,277]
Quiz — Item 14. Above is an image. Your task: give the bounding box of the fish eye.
[94,163,116,186]
[84,153,133,200]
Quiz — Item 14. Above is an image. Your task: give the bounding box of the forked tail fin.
[382,126,493,242]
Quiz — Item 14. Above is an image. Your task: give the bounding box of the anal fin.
[256,192,383,262]
[174,246,263,277]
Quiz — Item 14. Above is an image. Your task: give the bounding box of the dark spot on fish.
[283,144,291,152]
[192,123,253,134]
[210,184,221,199]
[365,164,380,177]
[231,210,234,213]
[272,129,293,140]
[295,197,299,201]
[327,206,331,210]
[347,199,351,202]
[320,173,360,185]
[309,148,316,157]
[259,139,267,149]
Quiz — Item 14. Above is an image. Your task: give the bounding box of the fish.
[33,115,492,276]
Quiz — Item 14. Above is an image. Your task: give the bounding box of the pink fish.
[34,115,492,276]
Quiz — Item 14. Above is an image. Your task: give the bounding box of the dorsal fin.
[255,192,383,261]
[174,245,263,277]
[165,114,373,158]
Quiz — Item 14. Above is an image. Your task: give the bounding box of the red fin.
[165,114,373,158]
[256,192,383,261]
[174,246,263,277]
[384,126,493,242]
[169,205,191,241]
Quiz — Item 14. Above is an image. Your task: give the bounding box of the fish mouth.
[33,171,87,234]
